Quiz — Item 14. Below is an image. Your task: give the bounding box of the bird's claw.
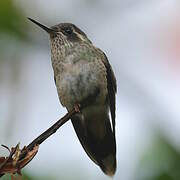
[74,104,81,113]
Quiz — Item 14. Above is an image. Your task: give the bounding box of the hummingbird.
[28,18,117,176]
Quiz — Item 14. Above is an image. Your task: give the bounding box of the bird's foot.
[74,103,81,113]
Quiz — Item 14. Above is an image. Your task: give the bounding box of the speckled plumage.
[28,19,117,177]
[51,41,108,110]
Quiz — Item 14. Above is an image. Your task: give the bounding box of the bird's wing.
[53,46,117,176]
[100,51,117,137]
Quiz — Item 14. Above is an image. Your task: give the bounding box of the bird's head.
[28,18,91,47]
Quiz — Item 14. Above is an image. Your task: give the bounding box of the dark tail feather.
[71,113,116,176]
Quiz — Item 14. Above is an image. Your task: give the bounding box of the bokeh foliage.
[0,0,29,62]
[0,0,27,39]
[136,135,180,180]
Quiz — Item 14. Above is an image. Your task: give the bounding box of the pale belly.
[55,61,107,110]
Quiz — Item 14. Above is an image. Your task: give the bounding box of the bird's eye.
[63,27,73,35]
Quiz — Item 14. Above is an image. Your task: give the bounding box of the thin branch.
[0,106,80,177]
[19,108,77,160]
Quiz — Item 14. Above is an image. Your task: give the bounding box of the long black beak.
[28,17,57,34]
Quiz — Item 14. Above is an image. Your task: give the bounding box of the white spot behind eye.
[74,31,86,41]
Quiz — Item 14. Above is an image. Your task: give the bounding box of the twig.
[0,106,80,177]
[19,108,77,160]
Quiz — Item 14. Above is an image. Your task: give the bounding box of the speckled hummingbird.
[28,18,117,176]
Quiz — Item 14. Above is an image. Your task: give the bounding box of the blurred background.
[0,0,180,179]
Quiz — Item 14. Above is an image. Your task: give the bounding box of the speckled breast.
[55,59,108,110]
